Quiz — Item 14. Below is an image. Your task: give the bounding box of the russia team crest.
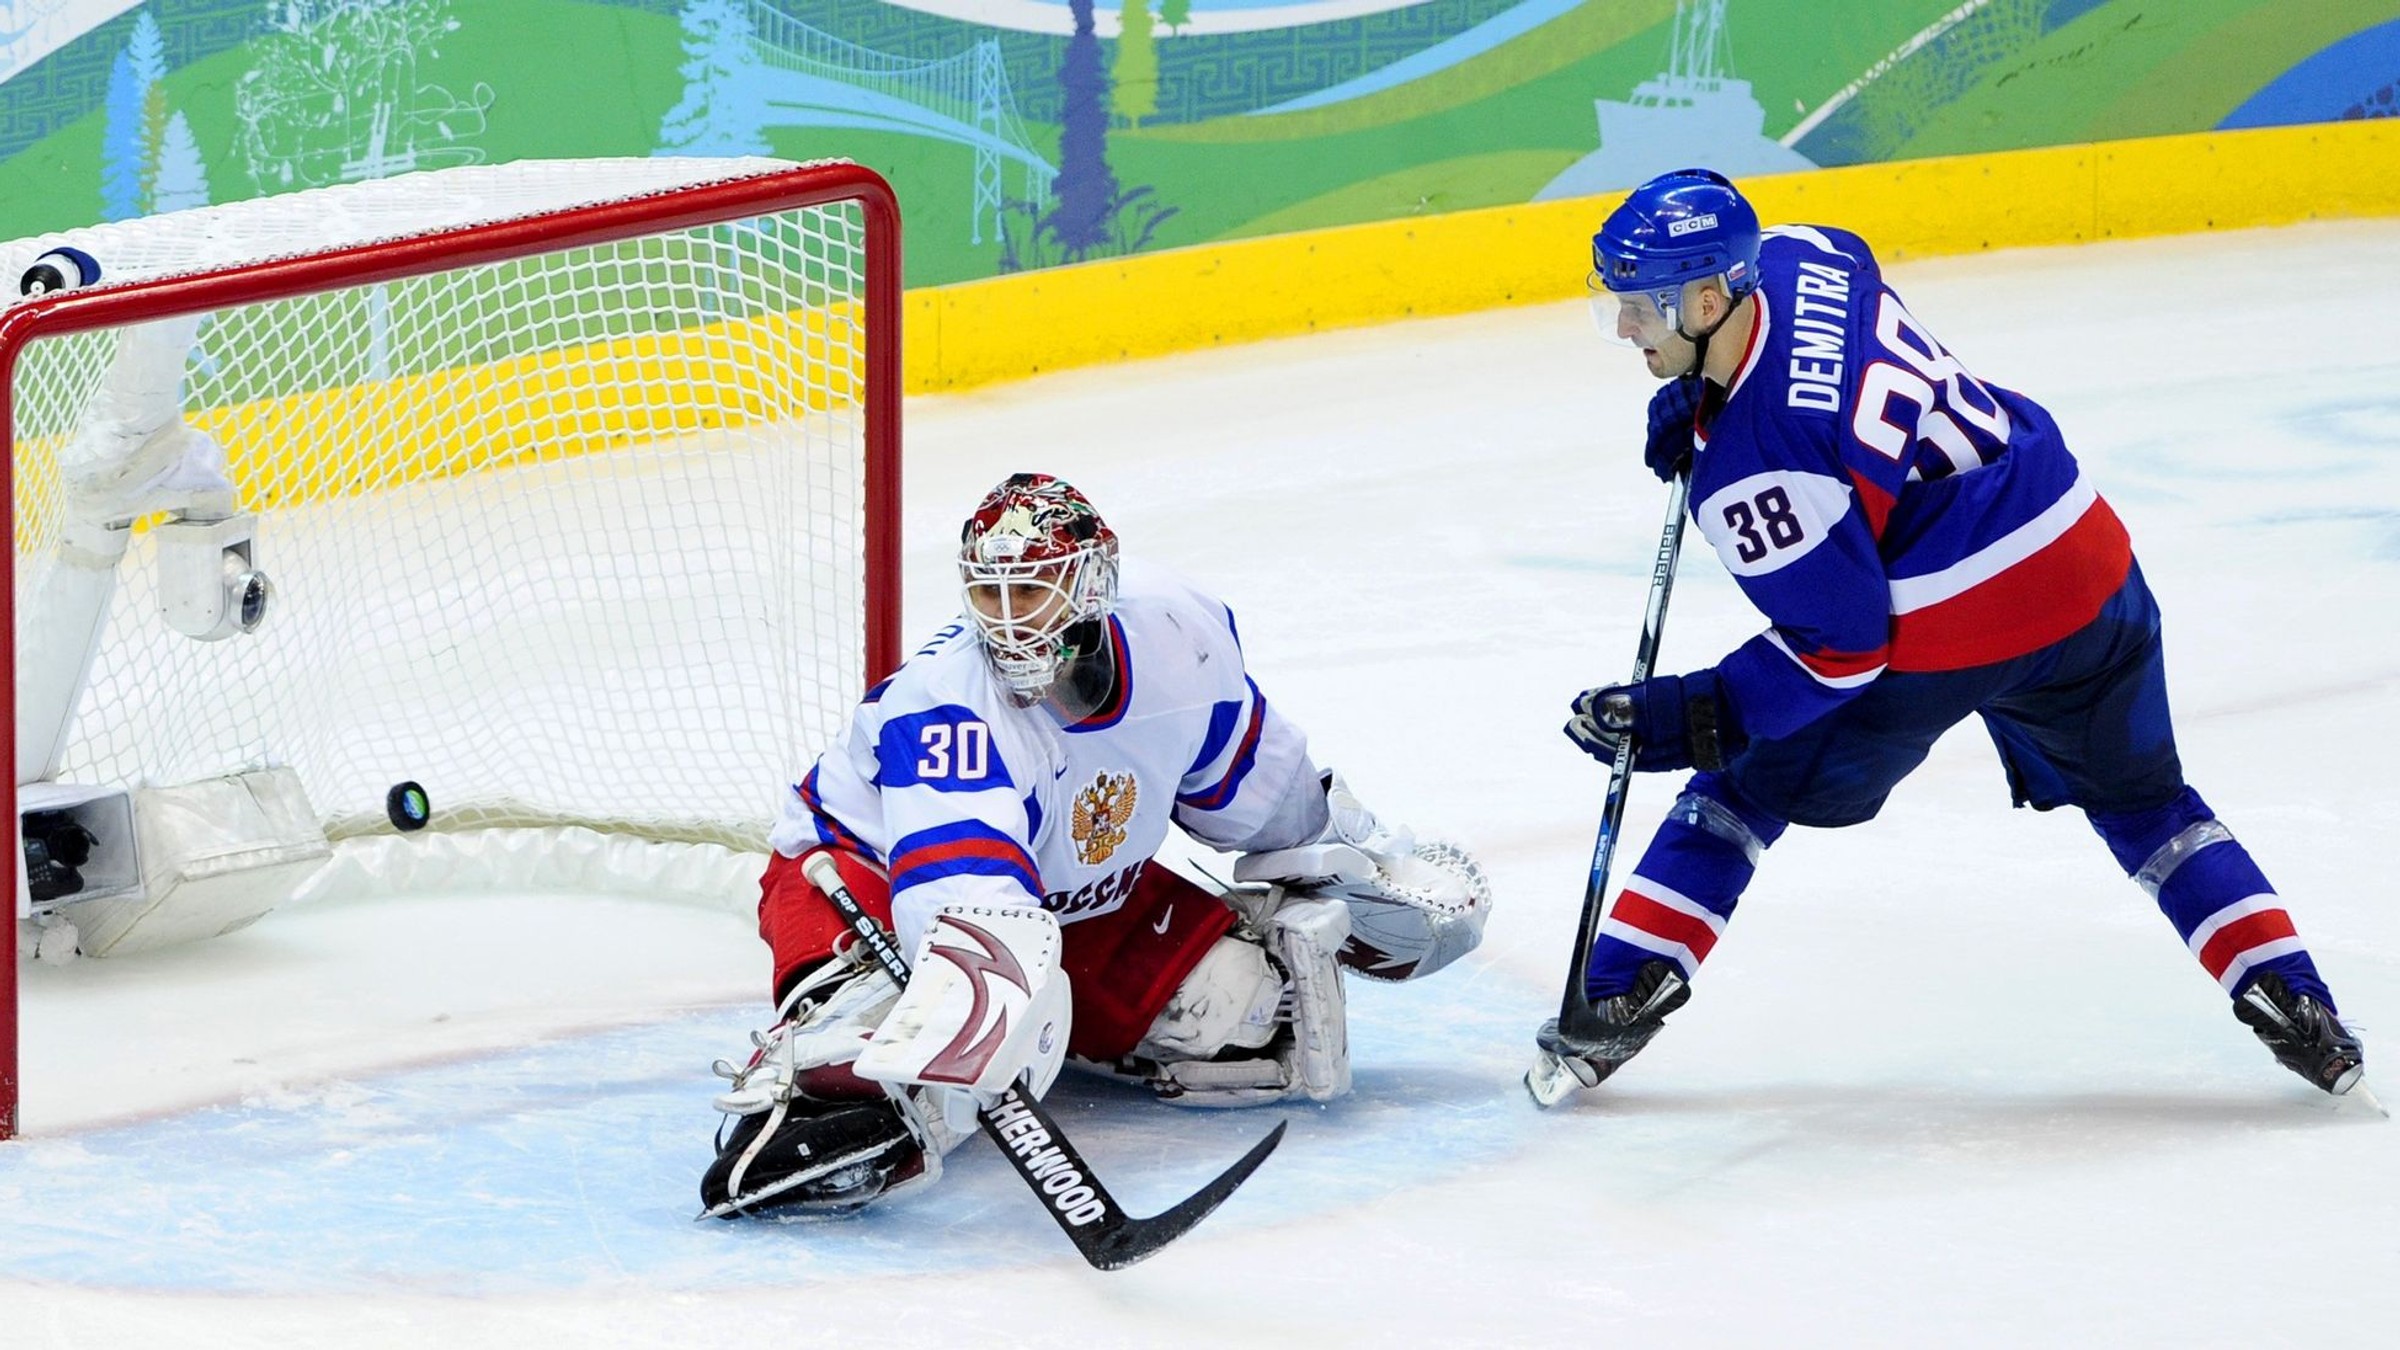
[1072,771,1138,865]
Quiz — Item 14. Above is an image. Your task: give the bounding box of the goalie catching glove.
[701,902,1070,1220]
[1233,771,1492,982]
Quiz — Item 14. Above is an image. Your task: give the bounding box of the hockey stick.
[800,851,1285,1271]
[1527,468,1695,1107]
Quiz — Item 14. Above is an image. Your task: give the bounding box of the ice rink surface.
[6,222,2399,1346]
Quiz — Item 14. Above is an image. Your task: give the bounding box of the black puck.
[386,781,431,832]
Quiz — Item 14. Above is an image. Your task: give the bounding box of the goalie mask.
[959,473,1120,704]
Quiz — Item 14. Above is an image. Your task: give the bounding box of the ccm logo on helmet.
[1667,212,1720,237]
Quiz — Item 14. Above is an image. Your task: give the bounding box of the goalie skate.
[698,1096,927,1220]
[696,956,956,1220]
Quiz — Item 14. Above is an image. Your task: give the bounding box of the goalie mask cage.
[0,158,903,1139]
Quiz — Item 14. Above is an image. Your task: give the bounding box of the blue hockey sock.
[1584,775,1784,1001]
[2086,786,2333,1010]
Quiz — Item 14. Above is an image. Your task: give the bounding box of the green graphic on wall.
[2,0,2395,287]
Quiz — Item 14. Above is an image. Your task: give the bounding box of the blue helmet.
[1591,168,1760,306]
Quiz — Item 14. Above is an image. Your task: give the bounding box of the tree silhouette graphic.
[1113,0,1159,129]
[1043,0,1119,261]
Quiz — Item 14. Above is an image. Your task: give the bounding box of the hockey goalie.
[701,473,1494,1217]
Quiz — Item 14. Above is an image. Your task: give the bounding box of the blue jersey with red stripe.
[1680,223,2133,742]
[770,560,1319,955]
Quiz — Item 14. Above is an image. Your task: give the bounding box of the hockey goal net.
[2,158,902,1138]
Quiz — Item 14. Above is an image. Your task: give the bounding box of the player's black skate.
[2233,971,2364,1096]
[1530,959,1691,1102]
[699,1093,928,1219]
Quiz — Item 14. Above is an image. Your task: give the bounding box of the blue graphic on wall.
[153,108,207,210]
[97,10,162,221]
[657,0,1053,246]
[660,0,777,156]
[2219,19,2400,128]
[638,0,1526,127]
[1535,0,1811,203]
[1249,0,1573,116]
[1788,0,2109,170]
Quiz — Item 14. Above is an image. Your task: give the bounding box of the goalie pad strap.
[1270,896,1351,1102]
[1106,895,1353,1108]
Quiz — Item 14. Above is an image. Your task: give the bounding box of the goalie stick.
[799,851,1286,1270]
[1527,469,1694,1108]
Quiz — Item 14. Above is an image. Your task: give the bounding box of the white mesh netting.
[9,158,886,857]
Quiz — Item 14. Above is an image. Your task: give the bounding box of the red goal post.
[2,159,904,1140]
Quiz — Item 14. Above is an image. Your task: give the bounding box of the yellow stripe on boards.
[28,121,2391,514]
[906,120,2400,395]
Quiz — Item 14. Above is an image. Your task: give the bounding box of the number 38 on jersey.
[1697,469,1853,577]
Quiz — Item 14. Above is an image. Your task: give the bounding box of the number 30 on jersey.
[917,721,992,780]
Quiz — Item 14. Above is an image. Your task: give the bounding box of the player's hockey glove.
[1644,376,1704,482]
[1565,670,1743,773]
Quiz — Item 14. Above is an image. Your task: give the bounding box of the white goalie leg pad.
[854,903,1072,1106]
[1135,935,1284,1061]
[706,958,969,1214]
[1139,895,1352,1107]
[709,957,902,1116]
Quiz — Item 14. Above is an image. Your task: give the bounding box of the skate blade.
[2346,1077,2390,1119]
[1524,1051,1582,1108]
[694,1141,893,1221]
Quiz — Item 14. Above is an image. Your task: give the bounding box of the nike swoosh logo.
[1152,906,1173,935]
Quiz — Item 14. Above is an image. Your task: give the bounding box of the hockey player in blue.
[1539,169,2364,1103]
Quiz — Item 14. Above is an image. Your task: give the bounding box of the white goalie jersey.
[770,561,1324,955]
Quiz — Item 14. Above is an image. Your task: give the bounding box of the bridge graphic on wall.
[749,0,1054,246]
